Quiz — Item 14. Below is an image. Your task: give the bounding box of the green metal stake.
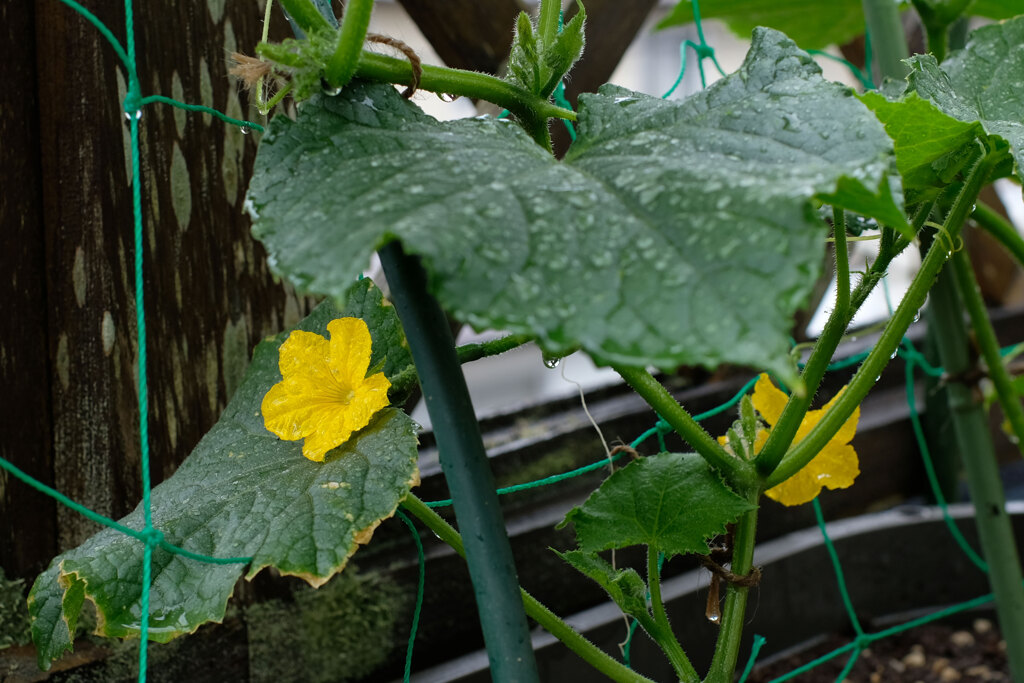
[379,242,540,682]
[925,258,1024,678]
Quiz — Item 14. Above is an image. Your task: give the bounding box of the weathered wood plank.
[0,0,56,577]
[30,0,312,558]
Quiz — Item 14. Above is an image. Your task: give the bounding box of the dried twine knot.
[698,554,762,588]
[366,33,422,98]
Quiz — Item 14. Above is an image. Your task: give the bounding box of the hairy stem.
[325,0,373,88]
[647,548,699,682]
[706,506,759,682]
[767,153,998,488]
[951,249,1024,453]
[754,211,912,477]
[973,202,1024,269]
[400,495,657,683]
[614,365,755,491]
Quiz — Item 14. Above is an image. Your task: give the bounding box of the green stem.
[861,0,910,80]
[706,506,758,683]
[400,495,657,683]
[277,0,332,34]
[767,154,998,488]
[457,333,535,364]
[951,249,1024,453]
[614,365,755,491]
[833,209,850,316]
[647,548,699,683]
[379,244,539,682]
[355,50,573,146]
[927,259,1024,682]
[754,213,909,478]
[325,0,373,88]
[973,202,1024,269]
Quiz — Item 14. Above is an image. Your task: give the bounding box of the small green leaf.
[554,550,650,619]
[559,453,755,557]
[540,4,586,97]
[657,0,866,51]
[906,18,1024,184]
[860,90,982,198]
[248,28,904,380]
[29,280,419,668]
[508,11,542,94]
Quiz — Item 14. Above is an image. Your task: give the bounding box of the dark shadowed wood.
[0,1,56,577]
[23,0,313,563]
[552,0,658,155]
[394,0,524,75]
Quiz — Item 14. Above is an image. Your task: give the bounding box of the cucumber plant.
[27,0,1024,680]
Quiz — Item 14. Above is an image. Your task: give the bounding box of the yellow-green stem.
[767,153,999,488]
[706,505,758,682]
[325,0,373,89]
[614,365,754,491]
[950,249,1024,454]
[647,548,699,683]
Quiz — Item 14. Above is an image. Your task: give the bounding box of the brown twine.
[609,444,642,462]
[366,33,422,98]
[697,554,762,588]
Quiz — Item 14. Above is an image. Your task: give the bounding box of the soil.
[746,618,1009,682]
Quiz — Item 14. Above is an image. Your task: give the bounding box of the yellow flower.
[752,374,860,506]
[262,318,391,462]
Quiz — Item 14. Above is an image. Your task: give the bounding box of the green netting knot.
[693,43,715,60]
[654,417,672,434]
[140,527,164,547]
[123,89,144,117]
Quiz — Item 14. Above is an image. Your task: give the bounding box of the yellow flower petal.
[261,317,392,462]
[745,375,860,506]
[751,374,787,427]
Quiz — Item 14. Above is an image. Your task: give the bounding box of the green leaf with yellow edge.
[657,0,866,51]
[28,279,419,669]
[248,28,905,382]
[554,550,650,619]
[558,453,755,557]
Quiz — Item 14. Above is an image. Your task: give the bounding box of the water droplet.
[124,110,142,122]
[321,79,343,96]
[437,92,460,103]
[707,613,721,623]
[543,354,561,369]
[240,124,251,135]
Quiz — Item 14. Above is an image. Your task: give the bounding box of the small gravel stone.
[889,658,906,673]
[950,630,975,647]
[938,666,961,681]
[931,656,950,672]
[903,645,927,668]
[974,618,993,634]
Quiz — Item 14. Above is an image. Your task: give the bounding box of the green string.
[661,0,726,98]
[395,509,425,682]
[140,96,264,132]
[737,635,766,683]
[813,498,865,638]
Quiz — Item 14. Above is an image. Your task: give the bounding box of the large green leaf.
[657,0,865,50]
[248,28,904,381]
[907,18,1024,182]
[558,453,755,557]
[29,280,419,668]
